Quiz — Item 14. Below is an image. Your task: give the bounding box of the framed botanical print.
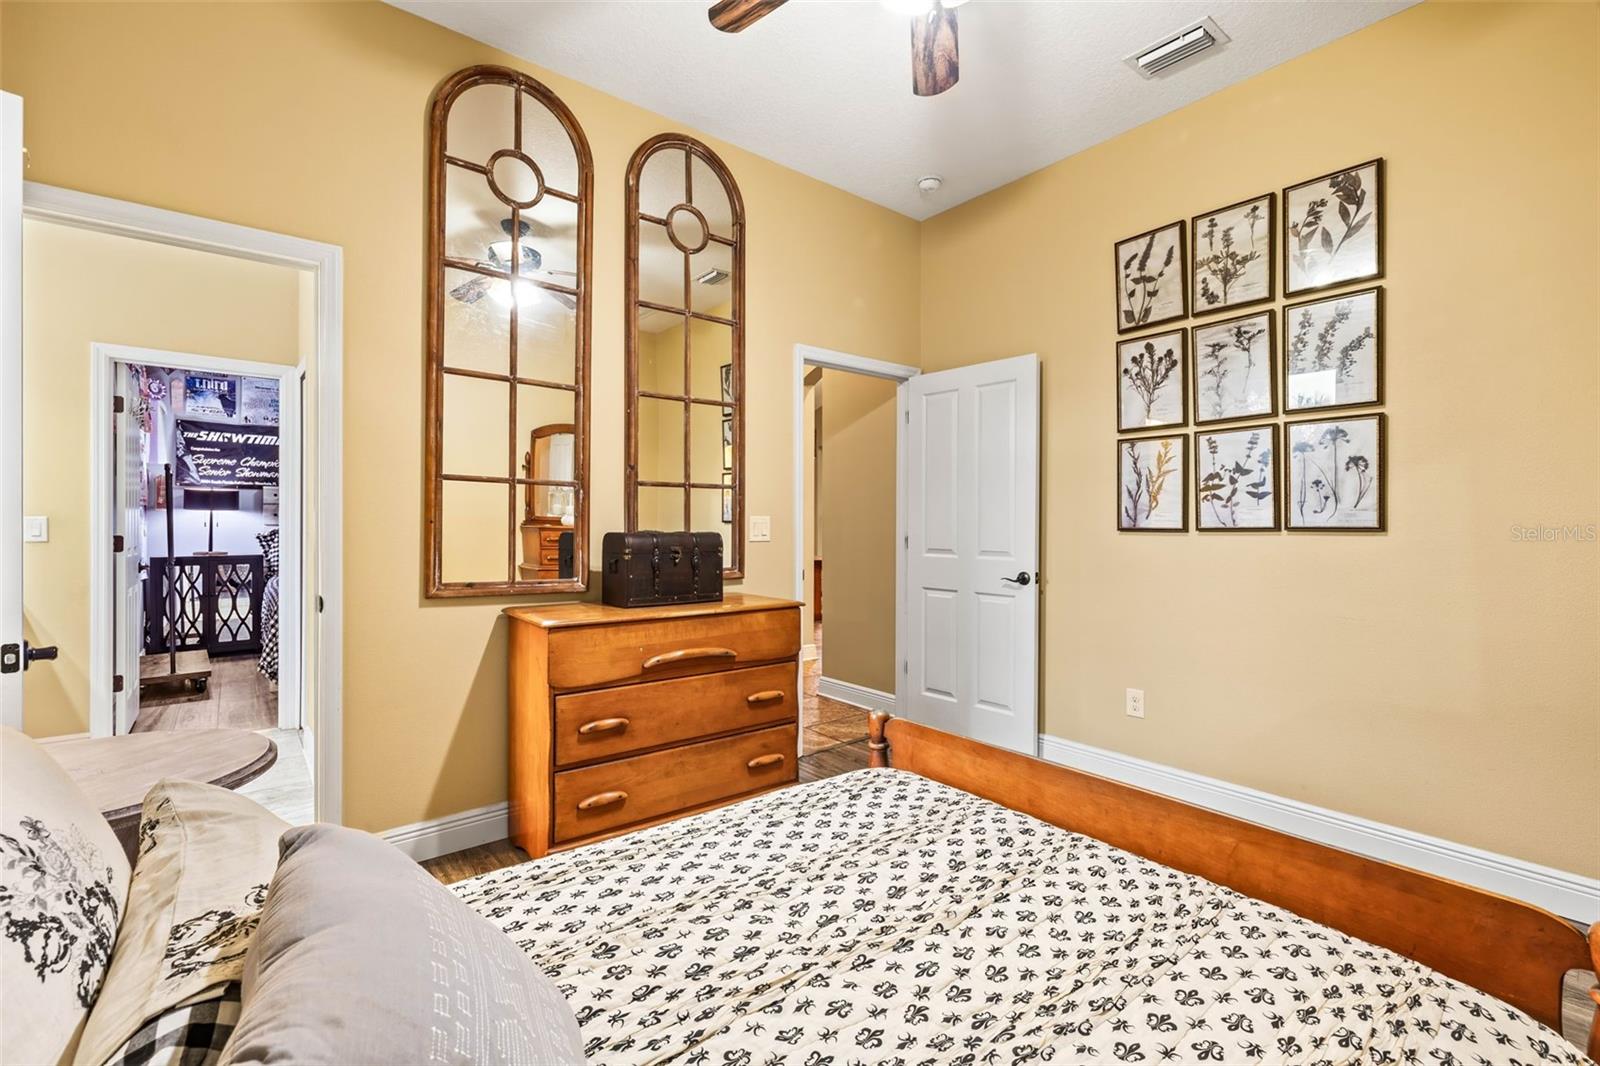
[1285,413,1385,531]
[1118,433,1187,532]
[1283,287,1382,413]
[1190,310,1275,425]
[1116,329,1186,432]
[1284,158,1383,295]
[1191,193,1273,316]
[1114,221,1187,334]
[1196,423,1279,531]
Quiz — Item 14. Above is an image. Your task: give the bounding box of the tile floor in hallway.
[800,622,870,755]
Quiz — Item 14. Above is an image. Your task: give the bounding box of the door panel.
[1,93,22,728]
[114,362,143,732]
[904,354,1039,755]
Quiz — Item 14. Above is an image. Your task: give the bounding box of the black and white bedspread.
[455,770,1587,1066]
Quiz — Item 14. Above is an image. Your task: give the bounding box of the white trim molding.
[382,802,510,863]
[817,676,896,714]
[1038,735,1600,923]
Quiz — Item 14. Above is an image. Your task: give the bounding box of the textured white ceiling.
[393,0,1415,220]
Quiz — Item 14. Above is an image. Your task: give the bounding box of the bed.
[457,713,1598,1065]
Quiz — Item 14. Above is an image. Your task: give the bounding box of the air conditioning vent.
[1127,17,1229,79]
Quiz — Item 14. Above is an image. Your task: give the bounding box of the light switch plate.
[23,516,48,543]
[749,515,772,542]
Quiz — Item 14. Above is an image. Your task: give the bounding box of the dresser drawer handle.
[745,690,785,706]
[641,647,737,670]
[577,717,629,735]
[746,753,786,770]
[576,790,628,810]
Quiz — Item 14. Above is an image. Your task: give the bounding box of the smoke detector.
[1126,17,1229,79]
[916,175,944,194]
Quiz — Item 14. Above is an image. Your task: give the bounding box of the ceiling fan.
[450,218,578,311]
[708,0,964,97]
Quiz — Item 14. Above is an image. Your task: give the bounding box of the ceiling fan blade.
[708,0,788,33]
[910,4,959,97]
[450,276,490,304]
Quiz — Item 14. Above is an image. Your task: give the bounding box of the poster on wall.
[175,418,279,488]
[183,373,239,419]
[240,377,280,425]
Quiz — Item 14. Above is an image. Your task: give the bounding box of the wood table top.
[42,728,278,822]
[504,593,802,629]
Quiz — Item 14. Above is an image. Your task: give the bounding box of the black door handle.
[23,642,59,669]
[1001,571,1031,587]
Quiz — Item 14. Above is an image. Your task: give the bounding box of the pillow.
[1,725,132,1066]
[221,824,584,1066]
[254,531,279,579]
[75,780,287,1066]
[103,983,241,1066]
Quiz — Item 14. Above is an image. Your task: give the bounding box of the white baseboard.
[817,677,895,713]
[1037,735,1600,924]
[381,802,508,862]
[801,643,819,662]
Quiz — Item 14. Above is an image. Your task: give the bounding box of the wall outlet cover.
[749,515,772,542]
[1125,687,1145,718]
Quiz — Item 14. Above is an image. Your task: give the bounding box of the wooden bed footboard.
[867,712,1595,1044]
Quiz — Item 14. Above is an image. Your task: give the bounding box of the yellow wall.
[919,1,1599,875]
[816,369,898,694]
[0,1,922,830]
[19,220,304,737]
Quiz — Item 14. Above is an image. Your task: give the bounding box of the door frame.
[89,344,304,737]
[0,94,21,728]
[790,344,920,713]
[23,182,344,824]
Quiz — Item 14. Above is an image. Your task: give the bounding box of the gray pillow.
[220,825,584,1066]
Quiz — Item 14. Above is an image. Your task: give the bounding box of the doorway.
[0,141,344,825]
[792,346,918,757]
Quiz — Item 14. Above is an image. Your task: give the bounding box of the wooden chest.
[504,594,801,858]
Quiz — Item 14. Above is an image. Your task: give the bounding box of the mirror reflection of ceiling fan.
[708,0,966,97]
[449,218,578,310]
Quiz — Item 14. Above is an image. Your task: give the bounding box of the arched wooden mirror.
[625,133,745,577]
[426,65,592,596]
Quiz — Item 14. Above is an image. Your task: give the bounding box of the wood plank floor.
[134,654,276,732]
[419,738,1593,1050]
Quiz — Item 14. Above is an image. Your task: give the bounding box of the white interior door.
[113,362,143,733]
[1,93,23,728]
[904,353,1040,754]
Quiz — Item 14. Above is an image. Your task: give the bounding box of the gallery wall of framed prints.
[1114,158,1387,534]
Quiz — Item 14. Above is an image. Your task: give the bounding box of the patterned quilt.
[455,769,1588,1066]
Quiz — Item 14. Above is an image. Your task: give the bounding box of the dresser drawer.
[546,606,799,689]
[552,724,797,843]
[553,663,796,767]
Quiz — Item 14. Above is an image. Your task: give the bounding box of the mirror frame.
[425,65,593,597]
[623,133,746,577]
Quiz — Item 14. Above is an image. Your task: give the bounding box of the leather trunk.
[601,532,724,608]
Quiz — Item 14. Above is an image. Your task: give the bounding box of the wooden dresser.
[504,594,801,858]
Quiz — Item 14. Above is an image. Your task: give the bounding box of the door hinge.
[903,659,909,676]
[904,411,910,424]
[113,395,125,414]
[112,534,125,553]
[112,674,124,693]
[0,644,18,675]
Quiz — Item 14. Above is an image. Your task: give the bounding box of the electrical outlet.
[1125,688,1145,719]
[749,515,772,542]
